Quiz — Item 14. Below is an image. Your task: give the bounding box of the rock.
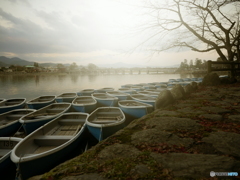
[176,107,205,115]
[155,90,175,109]
[202,72,221,86]
[203,131,240,158]
[191,81,198,90]
[61,174,109,180]
[145,117,201,131]
[151,153,240,178]
[199,114,223,121]
[184,84,193,94]
[228,115,240,122]
[131,129,193,146]
[98,143,141,160]
[130,164,151,176]
[199,107,231,114]
[170,84,185,100]
[154,110,181,117]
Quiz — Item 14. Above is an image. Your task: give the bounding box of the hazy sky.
[0,0,219,66]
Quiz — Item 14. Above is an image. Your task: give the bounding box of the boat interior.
[0,99,24,106]
[0,112,28,125]
[17,115,86,156]
[73,97,96,104]
[89,109,123,124]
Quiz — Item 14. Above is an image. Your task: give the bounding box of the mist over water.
[0,74,196,101]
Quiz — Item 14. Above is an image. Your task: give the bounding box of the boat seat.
[92,120,117,124]
[7,114,24,120]
[34,136,72,146]
[46,124,81,136]
[58,119,81,123]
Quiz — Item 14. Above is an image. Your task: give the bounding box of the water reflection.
[0,73,197,100]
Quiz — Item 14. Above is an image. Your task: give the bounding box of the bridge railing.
[207,60,240,77]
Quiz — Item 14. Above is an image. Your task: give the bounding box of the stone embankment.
[31,73,240,180]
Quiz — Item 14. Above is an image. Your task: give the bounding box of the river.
[0,73,197,101]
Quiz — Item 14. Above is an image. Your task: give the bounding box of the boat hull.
[0,99,26,114]
[12,126,89,180]
[72,104,96,113]
[87,123,125,141]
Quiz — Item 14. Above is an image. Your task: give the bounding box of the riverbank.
[30,78,240,180]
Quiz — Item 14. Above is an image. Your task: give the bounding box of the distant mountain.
[0,56,34,66]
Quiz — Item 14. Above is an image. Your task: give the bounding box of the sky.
[0,0,219,67]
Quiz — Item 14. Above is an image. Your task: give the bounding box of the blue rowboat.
[143,85,156,90]
[19,103,71,134]
[0,137,22,178]
[130,86,144,92]
[86,107,125,141]
[92,93,118,107]
[77,89,95,96]
[118,88,136,95]
[121,84,133,88]
[95,87,114,93]
[55,93,77,103]
[130,94,156,108]
[0,109,36,137]
[11,112,89,180]
[0,98,26,114]
[137,91,159,98]
[155,83,168,89]
[27,95,56,109]
[106,91,130,100]
[118,100,153,124]
[72,96,97,113]
[182,78,191,82]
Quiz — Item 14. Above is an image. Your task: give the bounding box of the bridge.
[79,67,178,75]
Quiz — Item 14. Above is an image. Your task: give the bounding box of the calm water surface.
[0,73,196,101]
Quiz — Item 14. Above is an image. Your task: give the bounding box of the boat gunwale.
[72,96,97,106]
[27,95,56,105]
[86,107,125,128]
[19,103,71,123]
[0,98,26,109]
[118,100,153,108]
[11,112,89,163]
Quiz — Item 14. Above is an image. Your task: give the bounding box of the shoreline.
[30,78,240,180]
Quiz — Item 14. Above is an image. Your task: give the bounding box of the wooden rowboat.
[27,95,56,109]
[72,96,97,113]
[130,94,156,108]
[92,93,118,107]
[0,137,22,178]
[86,107,125,141]
[11,112,89,180]
[118,100,153,124]
[19,103,71,134]
[0,98,26,114]
[0,109,36,137]
[55,93,77,103]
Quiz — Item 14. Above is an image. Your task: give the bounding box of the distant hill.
[0,56,34,66]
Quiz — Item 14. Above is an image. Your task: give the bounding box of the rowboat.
[11,112,89,180]
[0,109,36,137]
[27,95,56,109]
[92,93,118,107]
[72,96,97,113]
[95,87,114,93]
[86,107,125,141]
[130,94,156,107]
[118,100,153,124]
[0,137,22,177]
[0,98,26,114]
[77,89,95,96]
[121,84,133,88]
[55,93,77,103]
[118,88,136,95]
[137,91,159,98]
[130,86,144,92]
[106,91,130,100]
[19,103,71,134]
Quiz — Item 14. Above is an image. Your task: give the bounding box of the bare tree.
[144,0,240,61]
